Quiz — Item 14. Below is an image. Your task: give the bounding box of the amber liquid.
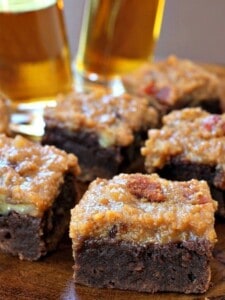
[76,0,165,80]
[0,1,73,104]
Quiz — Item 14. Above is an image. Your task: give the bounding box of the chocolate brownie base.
[73,238,212,294]
[172,98,222,114]
[160,97,222,117]
[199,98,222,114]
[0,173,77,261]
[157,159,225,217]
[42,127,146,181]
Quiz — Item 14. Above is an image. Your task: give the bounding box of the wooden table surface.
[0,220,224,300]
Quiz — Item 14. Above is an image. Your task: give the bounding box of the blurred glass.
[0,0,73,109]
[75,0,165,82]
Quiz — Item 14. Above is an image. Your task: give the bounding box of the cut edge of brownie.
[154,97,222,118]
[42,127,147,182]
[0,172,77,261]
[72,238,213,294]
[170,97,222,114]
[156,157,225,217]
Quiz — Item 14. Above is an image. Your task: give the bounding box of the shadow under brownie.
[42,89,158,182]
[70,173,217,294]
[0,134,80,260]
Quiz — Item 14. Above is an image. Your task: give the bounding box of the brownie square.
[142,107,225,217]
[70,173,217,294]
[42,89,158,181]
[122,56,222,116]
[0,134,80,260]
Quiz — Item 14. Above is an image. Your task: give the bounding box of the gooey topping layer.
[123,56,220,106]
[0,134,80,217]
[44,89,158,147]
[70,173,217,246]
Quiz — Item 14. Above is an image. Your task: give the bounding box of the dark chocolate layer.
[171,97,222,114]
[148,97,222,119]
[0,173,77,261]
[42,127,146,182]
[199,98,222,114]
[73,238,212,294]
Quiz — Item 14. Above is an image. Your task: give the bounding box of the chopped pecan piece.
[127,175,165,202]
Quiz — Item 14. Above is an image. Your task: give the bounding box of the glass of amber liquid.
[75,0,165,82]
[0,0,73,110]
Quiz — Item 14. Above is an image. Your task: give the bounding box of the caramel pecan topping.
[180,181,211,205]
[127,175,165,202]
[201,114,225,135]
[155,87,171,104]
[196,194,211,204]
[202,115,221,131]
[143,83,171,105]
[143,82,156,95]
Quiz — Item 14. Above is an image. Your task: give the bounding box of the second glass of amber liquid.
[0,0,73,109]
[75,0,165,82]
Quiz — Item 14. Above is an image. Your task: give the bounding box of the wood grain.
[0,221,225,300]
